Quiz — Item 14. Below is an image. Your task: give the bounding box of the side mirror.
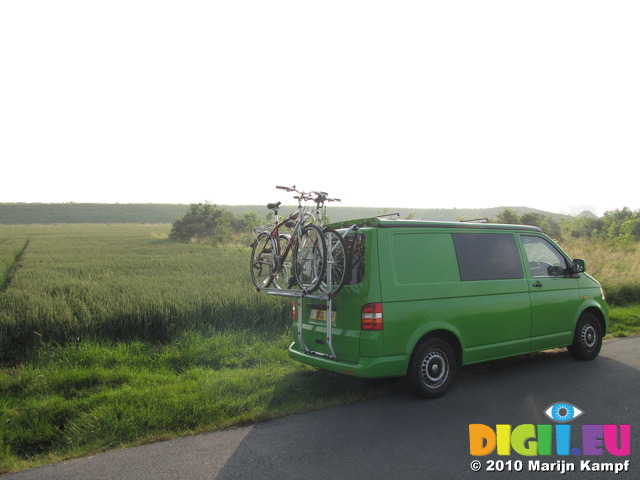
[572,259,586,273]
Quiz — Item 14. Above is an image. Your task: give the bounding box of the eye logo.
[544,402,584,423]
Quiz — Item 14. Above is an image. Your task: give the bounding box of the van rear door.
[296,295,360,362]
[295,231,373,364]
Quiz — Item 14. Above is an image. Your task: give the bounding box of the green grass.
[0,331,402,473]
[608,304,640,337]
[0,224,638,473]
[559,236,640,306]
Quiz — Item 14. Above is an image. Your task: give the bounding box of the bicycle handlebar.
[275,186,313,204]
[310,191,340,205]
[275,186,340,204]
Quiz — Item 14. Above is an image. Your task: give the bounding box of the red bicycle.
[250,186,327,293]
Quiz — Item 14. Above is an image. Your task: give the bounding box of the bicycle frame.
[252,187,322,291]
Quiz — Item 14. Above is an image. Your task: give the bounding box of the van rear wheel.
[567,312,602,361]
[408,338,456,398]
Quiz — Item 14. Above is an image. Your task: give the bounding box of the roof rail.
[459,217,489,223]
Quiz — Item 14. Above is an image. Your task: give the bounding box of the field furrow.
[0,238,30,293]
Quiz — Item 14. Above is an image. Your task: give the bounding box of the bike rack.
[252,189,350,361]
[257,283,337,360]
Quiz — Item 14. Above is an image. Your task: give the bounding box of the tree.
[169,203,225,242]
[565,216,604,239]
[495,208,520,225]
[519,212,545,227]
[603,207,640,240]
[240,211,262,232]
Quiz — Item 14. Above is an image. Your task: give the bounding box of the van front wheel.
[567,312,602,361]
[408,338,456,398]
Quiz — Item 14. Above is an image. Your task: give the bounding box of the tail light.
[361,303,383,331]
[291,300,297,321]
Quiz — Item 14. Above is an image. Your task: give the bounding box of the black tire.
[250,232,275,289]
[272,233,292,289]
[407,338,457,398]
[320,228,348,296]
[567,312,603,360]
[293,224,326,293]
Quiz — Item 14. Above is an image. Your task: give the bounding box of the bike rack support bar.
[262,287,330,300]
[325,295,336,359]
[325,250,336,359]
[262,287,336,360]
[296,295,309,355]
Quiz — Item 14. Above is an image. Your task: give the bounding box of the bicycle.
[250,186,327,293]
[306,191,351,296]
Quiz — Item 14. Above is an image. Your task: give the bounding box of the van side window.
[521,236,569,277]
[391,233,459,284]
[452,233,523,281]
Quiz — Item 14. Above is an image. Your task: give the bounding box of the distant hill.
[577,210,598,218]
[0,203,571,225]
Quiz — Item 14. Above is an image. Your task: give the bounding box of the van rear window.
[345,233,365,285]
[452,233,523,281]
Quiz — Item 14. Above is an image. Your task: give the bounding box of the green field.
[0,224,638,473]
[0,224,404,473]
[0,224,291,360]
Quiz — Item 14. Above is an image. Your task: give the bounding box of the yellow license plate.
[310,309,336,322]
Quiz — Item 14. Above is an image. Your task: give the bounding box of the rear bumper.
[288,343,408,378]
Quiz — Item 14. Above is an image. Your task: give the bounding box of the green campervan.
[287,217,609,398]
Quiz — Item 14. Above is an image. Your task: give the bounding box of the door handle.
[533,282,543,288]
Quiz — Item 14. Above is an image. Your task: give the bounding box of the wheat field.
[0,224,288,363]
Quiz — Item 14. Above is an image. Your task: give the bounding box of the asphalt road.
[3,336,639,480]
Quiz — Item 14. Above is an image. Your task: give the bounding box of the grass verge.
[0,328,404,474]
[608,303,640,337]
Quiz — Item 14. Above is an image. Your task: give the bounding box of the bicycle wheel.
[250,232,276,289]
[320,228,348,295]
[293,224,326,293]
[272,233,293,289]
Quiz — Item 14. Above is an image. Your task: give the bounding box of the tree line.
[0,203,189,224]
[494,207,640,243]
[169,203,640,245]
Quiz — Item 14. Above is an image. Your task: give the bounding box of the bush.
[601,283,640,306]
[169,203,262,244]
[169,203,228,242]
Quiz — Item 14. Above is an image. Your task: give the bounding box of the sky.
[1,1,638,217]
